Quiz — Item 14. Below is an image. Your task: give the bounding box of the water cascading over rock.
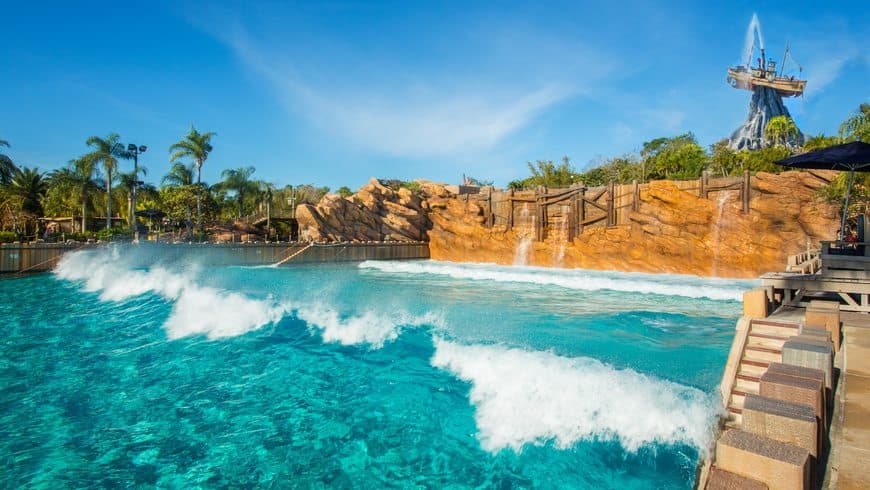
[728,86,805,151]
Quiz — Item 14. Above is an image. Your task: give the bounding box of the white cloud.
[221,27,606,159]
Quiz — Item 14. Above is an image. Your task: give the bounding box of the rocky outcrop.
[729,86,804,151]
[295,179,431,242]
[296,172,840,278]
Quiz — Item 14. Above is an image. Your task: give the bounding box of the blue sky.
[2,1,867,190]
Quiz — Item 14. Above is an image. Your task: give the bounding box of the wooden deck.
[761,272,870,313]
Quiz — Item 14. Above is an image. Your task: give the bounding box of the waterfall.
[514,204,534,266]
[553,204,570,267]
[711,191,737,277]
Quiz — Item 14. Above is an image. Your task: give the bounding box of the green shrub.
[96,227,133,241]
[401,181,422,195]
[0,231,19,243]
[66,232,96,242]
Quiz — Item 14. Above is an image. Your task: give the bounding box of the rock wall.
[295,179,430,243]
[297,172,840,278]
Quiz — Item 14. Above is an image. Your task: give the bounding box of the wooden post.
[508,189,514,230]
[542,186,548,240]
[568,185,578,241]
[632,180,640,212]
[578,186,586,235]
[700,171,708,199]
[742,171,751,213]
[485,190,493,228]
[607,182,615,227]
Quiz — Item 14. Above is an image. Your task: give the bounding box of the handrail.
[272,242,314,266]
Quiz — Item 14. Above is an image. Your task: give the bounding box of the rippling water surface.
[0,246,755,488]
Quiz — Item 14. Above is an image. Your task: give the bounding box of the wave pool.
[0,246,755,488]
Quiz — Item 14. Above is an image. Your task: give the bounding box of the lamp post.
[126,143,147,234]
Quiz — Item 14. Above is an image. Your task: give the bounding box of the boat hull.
[727,67,806,97]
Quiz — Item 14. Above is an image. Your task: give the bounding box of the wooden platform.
[761,272,870,313]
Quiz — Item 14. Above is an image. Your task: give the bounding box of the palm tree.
[84,133,129,230]
[49,158,101,232]
[161,162,197,238]
[219,166,256,219]
[169,127,215,231]
[765,116,798,147]
[0,139,18,185]
[6,167,48,236]
[116,168,152,228]
[257,181,275,234]
[161,162,194,187]
[839,103,870,143]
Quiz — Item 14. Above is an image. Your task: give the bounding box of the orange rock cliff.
[295,172,840,278]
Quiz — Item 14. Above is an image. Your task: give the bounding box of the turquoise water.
[0,246,755,488]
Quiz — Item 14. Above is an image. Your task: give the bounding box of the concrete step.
[725,406,743,425]
[735,374,761,394]
[746,331,790,350]
[729,391,746,410]
[738,361,769,377]
[744,345,782,363]
[750,319,801,338]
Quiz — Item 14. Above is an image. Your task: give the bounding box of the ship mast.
[780,43,789,77]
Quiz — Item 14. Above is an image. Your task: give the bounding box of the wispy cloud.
[219,25,611,159]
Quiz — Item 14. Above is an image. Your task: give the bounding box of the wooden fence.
[0,242,430,274]
[469,171,751,241]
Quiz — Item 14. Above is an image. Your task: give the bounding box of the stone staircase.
[726,319,801,426]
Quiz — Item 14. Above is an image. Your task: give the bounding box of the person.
[845,227,859,253]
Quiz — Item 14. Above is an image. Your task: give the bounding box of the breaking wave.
[54,247,439,346]
[360,260,751,302]
[431,338,719,454]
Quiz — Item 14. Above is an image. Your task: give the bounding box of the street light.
[126,143,147,234]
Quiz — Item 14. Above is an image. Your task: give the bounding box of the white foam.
[54,247,443,345]
[360,260,752,302]
[293,304,444,348]
[431,338,719,453]
[55,248,286,340]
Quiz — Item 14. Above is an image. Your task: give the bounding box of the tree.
[218,166,257,219]
[83,133,128,230]
[2,167,48,236]
[765,116,799,147]
[641,133,706,180]
[117,169,156,227]
[0,139,18,185]
[162,162,195,187]
[839,103,870,143]
[336,186,353,197]
[803,134,839,151]
[169,126,215,231]
[709,139,741,177]
[523,156,580,188]
[48,158,102,232]
[737,146,792,174]
[579,155,641,186]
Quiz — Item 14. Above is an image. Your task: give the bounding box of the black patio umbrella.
[775,141,870,239]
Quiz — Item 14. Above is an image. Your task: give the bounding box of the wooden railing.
[821,240,870,279]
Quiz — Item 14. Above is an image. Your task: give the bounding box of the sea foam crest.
[292,303,444,348]
[55,248,287,340]
[431,338,719,453]
[361,260,749,301]
[54,248,440,346]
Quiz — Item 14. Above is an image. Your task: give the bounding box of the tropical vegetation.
[0,101,866,242]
